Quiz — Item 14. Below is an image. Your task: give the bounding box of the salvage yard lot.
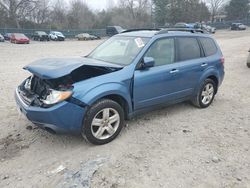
[0,30,250,187]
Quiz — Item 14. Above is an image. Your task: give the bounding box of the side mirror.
[140,57,155,69]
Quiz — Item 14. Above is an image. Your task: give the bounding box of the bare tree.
[116,0,151,27]
[206,0,225,22]
[67,0,95,29]
[50,0,68,29]
[0,0,38,28]
[31,0,51,25]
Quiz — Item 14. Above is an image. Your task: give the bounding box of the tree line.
[0,0,249,29]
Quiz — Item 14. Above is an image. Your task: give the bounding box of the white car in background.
[0,33,4,42]
[205,25,216,34]
[49,31,65,41]
[75,33,100,40]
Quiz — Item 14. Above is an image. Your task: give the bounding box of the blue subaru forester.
[15,29,224,144]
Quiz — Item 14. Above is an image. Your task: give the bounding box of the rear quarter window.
[200,37,217,56]
[177,37,201,61]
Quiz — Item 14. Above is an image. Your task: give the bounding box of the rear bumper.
[15,88,85,134]
[220,65,225,86]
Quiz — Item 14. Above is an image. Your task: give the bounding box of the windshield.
[55,32,63,35]
[15,33,26,38]
[88,36,150,65]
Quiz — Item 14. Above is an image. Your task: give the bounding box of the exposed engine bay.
[18,65,120,107]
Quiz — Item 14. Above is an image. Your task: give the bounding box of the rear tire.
[82,99,124,145]
[191,78,216,108]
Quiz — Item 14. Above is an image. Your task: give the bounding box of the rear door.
[173,36,206,95]
[199,36,222,73]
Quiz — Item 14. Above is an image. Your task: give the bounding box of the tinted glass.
[145,38,175,66]
[200,37,217,56]
[177,37,201,61]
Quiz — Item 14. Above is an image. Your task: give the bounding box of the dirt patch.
[0,134,29,160]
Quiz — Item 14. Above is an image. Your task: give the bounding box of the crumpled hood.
[23,57,122,79]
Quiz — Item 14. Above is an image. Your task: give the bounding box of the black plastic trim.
[67,97,87,108]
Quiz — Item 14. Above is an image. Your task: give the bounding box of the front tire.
[82,99,124,145]
[192,78,216,108]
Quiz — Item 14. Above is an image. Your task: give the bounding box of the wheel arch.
[76,83,133,119]
[195,68,220,95]
[99,94,130,120]
[207,75,218,93]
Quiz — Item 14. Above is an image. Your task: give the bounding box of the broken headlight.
[24,76,33,90]
[42,89,73,105]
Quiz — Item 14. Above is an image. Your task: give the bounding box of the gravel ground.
[0,30,249,188]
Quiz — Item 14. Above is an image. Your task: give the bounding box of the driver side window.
[145,38,175,66]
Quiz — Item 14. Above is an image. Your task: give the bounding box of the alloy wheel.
[201,83,214,105]
[91,108,120,140]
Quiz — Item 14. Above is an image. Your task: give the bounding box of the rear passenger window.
[200,37,217,56]
[177,37,201,61]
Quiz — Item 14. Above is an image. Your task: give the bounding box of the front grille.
[18,86,41,106]
[18,76,47,107]
[18,88,32,105]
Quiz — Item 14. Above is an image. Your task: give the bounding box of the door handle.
[201,63,208,67]
[170,69,179,74]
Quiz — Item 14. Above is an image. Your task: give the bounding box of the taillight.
[220,57,225,65]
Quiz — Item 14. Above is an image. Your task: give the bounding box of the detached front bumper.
[15,88,85,134]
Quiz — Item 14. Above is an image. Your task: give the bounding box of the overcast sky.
[84,0,117,10]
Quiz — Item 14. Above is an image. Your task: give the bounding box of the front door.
[133,38,182,110]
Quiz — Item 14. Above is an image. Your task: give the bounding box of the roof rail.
[156,28,208,35]
[122,28,161,33]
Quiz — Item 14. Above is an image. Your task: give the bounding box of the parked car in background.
[106,26,125,36]
[75,33,100,41]
[204,25,216,34]
[32,31,49,41]
[174,22,192,28]
[49,31,65,41]
[231,23,247,30]
[247,49,250,68]
[4,33,12,40]
[189,23,216,34]
[10,33,30,44]
[15,29,224,145]
[0,34,4,42]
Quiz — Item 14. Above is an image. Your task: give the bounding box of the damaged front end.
[18,60,122,108]
[18,75,74,108]
[15,58,123,134]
